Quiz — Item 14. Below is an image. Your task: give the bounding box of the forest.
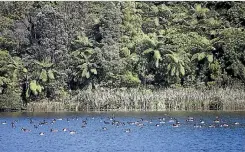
[1,1,245,111]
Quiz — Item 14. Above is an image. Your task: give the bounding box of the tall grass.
[27,87,245,112]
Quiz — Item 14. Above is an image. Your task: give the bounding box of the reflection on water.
[0,111,245,152]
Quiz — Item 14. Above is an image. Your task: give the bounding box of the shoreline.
[1,109,245,113]
[2,87,245,112]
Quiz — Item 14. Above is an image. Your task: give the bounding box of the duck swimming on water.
[102,127,108,131]
[63,128,68,132]
[186,116,194,122]
[21,128,31,132]
[200,120,205,124]
[220,124,229,127]
[50,129,58,132]
[235,122,240,125]
[11,122,15,128]
[172,124,180,127]
[69,131,76,135]
[214,116,220,123]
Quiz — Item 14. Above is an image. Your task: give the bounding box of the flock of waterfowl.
[0,114,242,136]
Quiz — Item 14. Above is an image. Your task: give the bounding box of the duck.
[200,120,205,124]
[11,122,15,128]
[29,119,34,124]
[112,120,120,126]
[159,118,165,121]
[50,129,58,132]
[172,124,180,128]
[194,124,202,128]
[102,127,108,131]
[21,128,31,132]
[63,128,68,132]
[82,120,87,125]
[39,120,48,126]
[209,124,215,128]
[51,119,56,124]
[235,122,240,125]
[136,123,144,127]
[214,120,220,123]
[214,116,220,123]
[186,116,194,122]
[169,118,175,123]
[39,132,45,136]
[125,129,131,133]
[220,124,229,127]
[1,121,7,125]
[127,122,135,125]
[155,124,160,127]
[70,131,76,135]
[104,121,110,125]
[112,114,115,119]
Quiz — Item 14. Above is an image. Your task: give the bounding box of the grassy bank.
[26,87,245,112]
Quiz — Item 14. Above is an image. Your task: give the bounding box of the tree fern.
[30,80,38,95]
[90,69,97,75]
[82,68,88,78]
[153,50,162,68]
[179,64,185,76]
[48,69,55,80]
[25,87,30,98]
[143,48,154,54]
[85,71,90,79]
[198,52,206,61]
[40,69,48,82]
[207,54,213,63]
[171,66,176,76]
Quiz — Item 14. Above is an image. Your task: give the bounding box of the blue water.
[0,111,244,152]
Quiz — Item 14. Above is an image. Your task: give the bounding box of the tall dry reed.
[27,87,245,112]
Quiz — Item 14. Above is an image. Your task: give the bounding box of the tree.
[70,34,98,89]
[165,50,190,78]
[98,2,124,86]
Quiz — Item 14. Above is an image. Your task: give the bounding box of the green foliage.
[153,50,162,68]
[165,50,190,78]
[194,4,209,18]
[29,80,43,96]
[40,69,48,82]
[122,71,141,87]
[72,34,93,47]
[48,69,55,80]
[192,52,214,63]
[141,33,163,68]
[0,1,245,109]
[35,59,53,68]
[34,58,56,83]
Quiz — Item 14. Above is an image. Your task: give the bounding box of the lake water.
[0,111,244,152]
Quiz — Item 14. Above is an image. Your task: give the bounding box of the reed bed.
[27,87,245,112]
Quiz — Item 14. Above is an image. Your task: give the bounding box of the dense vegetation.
[1,1,245,111]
